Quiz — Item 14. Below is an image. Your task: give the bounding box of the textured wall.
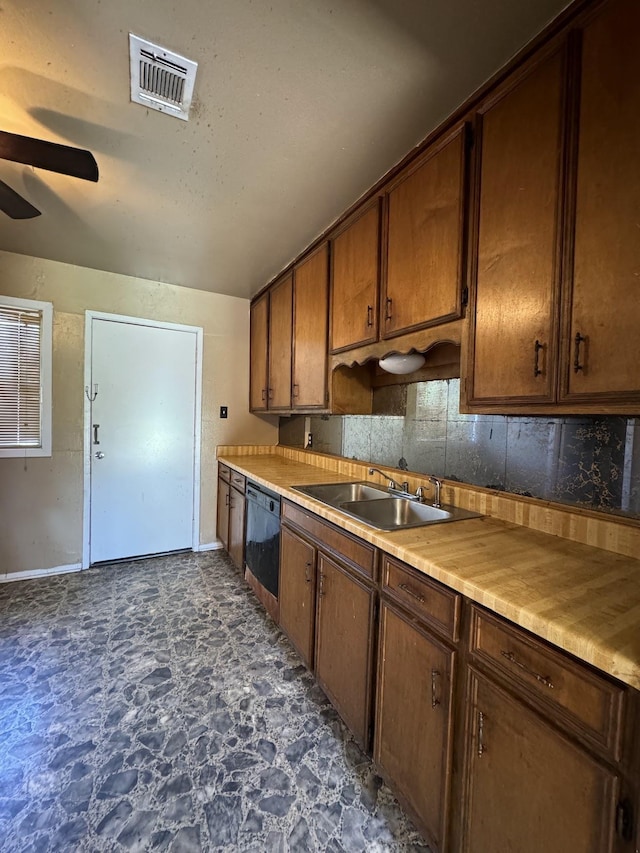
[294,379,640,518]
[0,251,278,575]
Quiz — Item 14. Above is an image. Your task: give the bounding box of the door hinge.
[616,799,634,842]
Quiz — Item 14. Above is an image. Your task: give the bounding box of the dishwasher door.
[244,482,281,599]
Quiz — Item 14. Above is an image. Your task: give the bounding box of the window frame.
[0,295,53,458]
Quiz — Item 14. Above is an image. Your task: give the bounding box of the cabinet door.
[382,123,467,339]
[228,486,245,571]
[249,293,269,412]
[216,477,230,552]
[315,553,376,749]
[467,45,566,406]
[279,526,316,669]
[560,0,640,405]
[268,273,293,410]
[374,602,455,851]
[460,671,618,853]
[292,245,329,409]
[330,201,380,352]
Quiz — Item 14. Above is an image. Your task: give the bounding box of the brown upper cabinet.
[292,243,329,409]
[466,42,567,407]
[249,292,269,411]
[249,273,293,412]
[330,200,381,353]
[466,0,640,413]
[558,0,640,407]
[382,121,469,340]
[253,0,640,415]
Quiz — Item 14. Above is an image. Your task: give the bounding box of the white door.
[89,317,199,563]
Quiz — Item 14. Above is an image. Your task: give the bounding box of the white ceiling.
[1,0,568,299]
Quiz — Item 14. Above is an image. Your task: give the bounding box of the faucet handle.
[415,486,425,501]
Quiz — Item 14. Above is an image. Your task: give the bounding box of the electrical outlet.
[220,406,228,418]
[306,432,313,448]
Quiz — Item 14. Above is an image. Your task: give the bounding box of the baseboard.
[0,563,83,583]
[195,541,223,552]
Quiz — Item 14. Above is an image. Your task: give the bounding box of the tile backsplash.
[279,379,640,519]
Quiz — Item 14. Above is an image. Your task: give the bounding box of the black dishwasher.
[244,481,281,598]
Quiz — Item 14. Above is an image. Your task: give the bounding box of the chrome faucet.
[368,467,398,490]
[429,476,442,508]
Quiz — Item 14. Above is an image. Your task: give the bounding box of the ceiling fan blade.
[0,130,99,182]
[0,179,41,219]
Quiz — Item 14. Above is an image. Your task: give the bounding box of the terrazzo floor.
[0,550,430,852]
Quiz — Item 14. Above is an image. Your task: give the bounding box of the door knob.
[94,451,105,459]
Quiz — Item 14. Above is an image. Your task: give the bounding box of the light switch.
[220,406,228,418]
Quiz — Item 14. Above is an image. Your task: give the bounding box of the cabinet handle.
[477,710,486,757]
[398,582,425,604]
[225,493,230,506]
[573,332,586,373]
[268,387,274,400]
[304,561,312,583]
[533,339,544,377]
[431,669,441,709]
[385,297,393,322]
[500,650,554,689]
[366,305,373,327]
[292,383,299,398]
[318,571,325,597]
[261,388,267,401]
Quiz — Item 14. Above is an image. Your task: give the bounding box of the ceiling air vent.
[129,34,198,121]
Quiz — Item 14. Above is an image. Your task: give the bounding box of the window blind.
[0,304,43,448]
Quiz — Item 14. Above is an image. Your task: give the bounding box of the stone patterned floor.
[0,551,430,852]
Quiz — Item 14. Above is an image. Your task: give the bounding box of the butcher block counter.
[217,445,640,692]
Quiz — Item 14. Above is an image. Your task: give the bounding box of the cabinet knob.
[573,332,586,373]
[500,649,554,689]
[477,710,486,757]
[533,339,544,377]
[431,669,441,710]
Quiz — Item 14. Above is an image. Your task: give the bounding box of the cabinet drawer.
[382,556,460,642]
[282,500,376,580]
[230,471,246,491]
[218,463,230,482]
[469,607,625,758]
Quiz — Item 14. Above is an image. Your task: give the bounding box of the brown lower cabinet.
[279,500,377,750]
[315,553,377,748]
[216,464,246,571]
[375,600,456,852]
[279,525,316,669]
[460,670,619,853]
[270,496,639,852]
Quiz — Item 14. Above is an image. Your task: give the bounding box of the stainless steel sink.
[293,481,389,504]
[340,498,481,530]
[292,481,482,530]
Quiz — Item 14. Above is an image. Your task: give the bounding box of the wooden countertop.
[218,451,640,691]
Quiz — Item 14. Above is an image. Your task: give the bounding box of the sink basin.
[292,481,483,530]
[340,498,482,530]
[293,481,389,504]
